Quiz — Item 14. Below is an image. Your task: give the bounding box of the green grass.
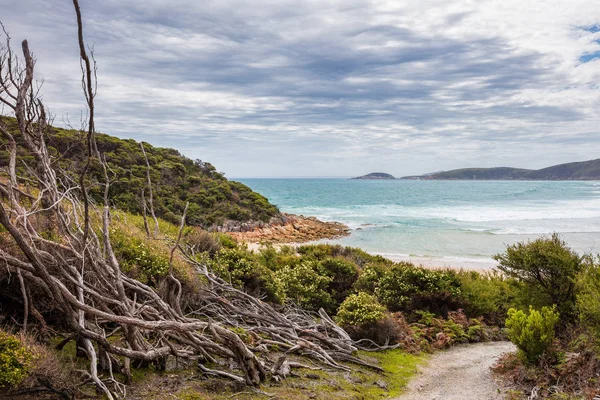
[157,350,426,400]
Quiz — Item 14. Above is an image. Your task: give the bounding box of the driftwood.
[0,2,393,398]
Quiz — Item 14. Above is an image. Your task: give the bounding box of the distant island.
[351,172,396,180]
[398,158,600,181]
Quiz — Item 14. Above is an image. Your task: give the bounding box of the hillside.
[0,116,279,227]
[352,172,396,180]
[402,159,600,180]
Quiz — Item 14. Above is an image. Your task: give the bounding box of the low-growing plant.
[0,330,37,388]
[506,306,559,365]
[336,292,386,327]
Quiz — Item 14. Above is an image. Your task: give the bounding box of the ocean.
[237,179,600,269]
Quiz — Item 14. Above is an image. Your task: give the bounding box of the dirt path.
[396,341,516,400]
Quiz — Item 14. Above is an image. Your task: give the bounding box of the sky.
[1,0,600,178]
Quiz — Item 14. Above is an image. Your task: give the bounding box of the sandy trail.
[396,341,516,400]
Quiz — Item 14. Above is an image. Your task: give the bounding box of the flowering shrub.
[0,331,37,388]
[506,306,559,364]
[336,292,386,327]
[111,228,170,279]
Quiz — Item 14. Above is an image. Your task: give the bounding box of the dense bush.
[336,292,386,327]
[208,247,284,303]
[457,270,522,325]
[494,234,583,322]
[576,256,600,338]
[376,264,462,316]
[111,227,170,282]
[0,331,37,388]
[506,306,559,365]
[276,261,333,311]
[0,117,279,228]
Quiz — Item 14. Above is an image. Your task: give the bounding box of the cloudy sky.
[2,0,600,177]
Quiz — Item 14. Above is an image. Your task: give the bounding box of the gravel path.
[396,341,516,400]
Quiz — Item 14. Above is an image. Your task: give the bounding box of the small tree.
[493,233,583,322]
[576,255,600,338]
[506,306,559,365]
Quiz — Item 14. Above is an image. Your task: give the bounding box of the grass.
[123,349,426,400]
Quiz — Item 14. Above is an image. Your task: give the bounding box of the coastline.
[224,212,350,243]
[223,212,498,272]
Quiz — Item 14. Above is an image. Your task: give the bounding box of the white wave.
[289,199,600,224]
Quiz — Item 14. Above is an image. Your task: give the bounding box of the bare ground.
[396,341,516,400]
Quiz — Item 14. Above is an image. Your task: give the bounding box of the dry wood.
[0,4,393,398]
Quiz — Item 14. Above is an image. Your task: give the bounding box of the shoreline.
[228,213,498,272]
[225,213,350,243]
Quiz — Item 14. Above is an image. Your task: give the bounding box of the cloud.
[1,0,599,177]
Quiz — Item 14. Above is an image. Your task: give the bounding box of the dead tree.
[0,2,390,398]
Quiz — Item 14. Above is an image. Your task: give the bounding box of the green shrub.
[494,234,583,322]
[317,257,359,305]
[576,256,600,338]
[336,292,386,327]
[506,306,559,365]
[276,261,333,312]
[208,247,284,303]
[376,264,462,315]
[457,270,522,324]
[353,263,388,294]
[0,331,37,388]
[111,227,170,280]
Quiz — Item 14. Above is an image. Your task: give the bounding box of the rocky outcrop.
[213,213,350,243]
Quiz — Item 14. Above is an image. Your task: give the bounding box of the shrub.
[208,247,284,303]
[376,264,462,316]
[185,229,221,255]
[111,227,170,281]
[353,263,388,294]
[0,331,37,388]
[506,306,559,365]
[457,270,522,325]
[276,261,333,312]
[494,234,583,322]
[317,257,359,305]
[336,292,386,327]
[336,293,412,346]
[576,256,600,338]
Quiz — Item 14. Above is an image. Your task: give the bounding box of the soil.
[395,341,516,400]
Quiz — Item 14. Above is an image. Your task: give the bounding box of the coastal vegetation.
[0,116,279,228]
[0,3,598,400]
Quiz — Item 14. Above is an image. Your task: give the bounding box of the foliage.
[276,261,333,311]
[336,292,386,327]
[208,247,284,303]
[576,255,600,338]
[506,306,559,365]
[0,330,37,388]
[457,270,523,325]
[110,226,170,281]
[409,310,497,351]
[0,116,279,228]
[375,263,462,315]
[494,234,583,322]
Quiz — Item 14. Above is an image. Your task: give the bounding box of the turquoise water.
[237,179,600,268]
